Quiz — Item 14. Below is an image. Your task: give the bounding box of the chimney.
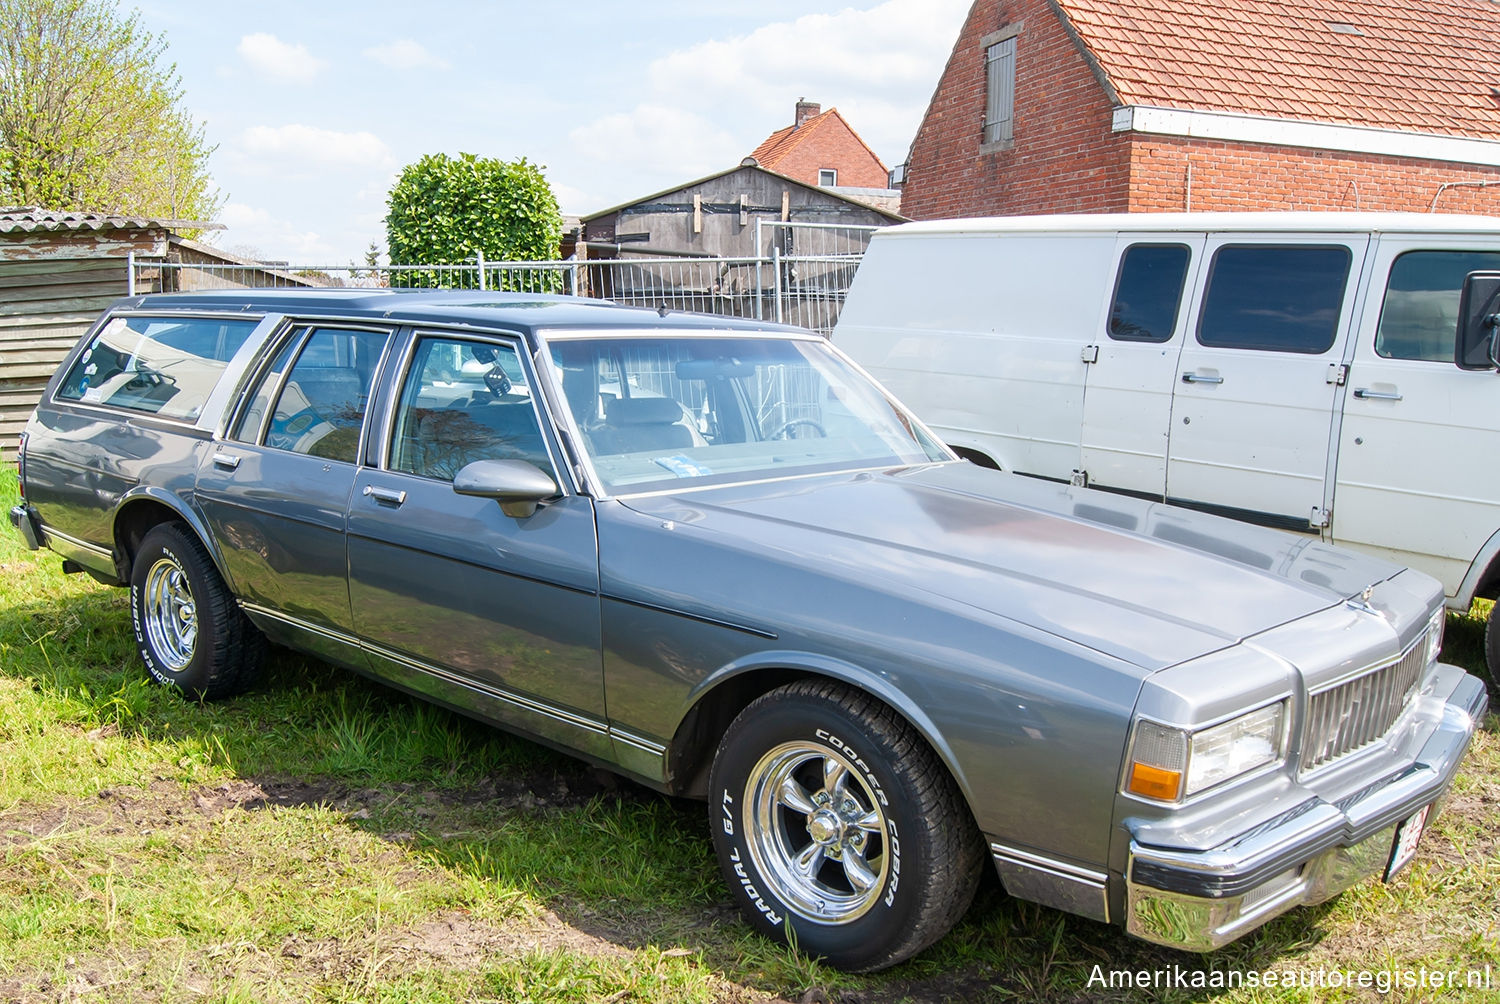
[795,98,821,128]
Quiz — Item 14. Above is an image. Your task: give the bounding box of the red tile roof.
[749,108,888,172]
[1058,0,1500,139]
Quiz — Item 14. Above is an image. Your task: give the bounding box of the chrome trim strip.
[613,463,921,501]
[361,639,609,737]
[609,727,667,756]
[239,602,362,648]
[42,527,113,560]
[989,842,1109,886]
[538,327,816,342]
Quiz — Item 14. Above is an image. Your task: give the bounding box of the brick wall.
[1126,137,1500,214]
[901,0,1132,219]
[770,115,890,190]
[902,0,1500,219]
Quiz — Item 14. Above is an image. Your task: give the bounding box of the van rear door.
[1079,234,1205,495]
[1167,234,1370,530]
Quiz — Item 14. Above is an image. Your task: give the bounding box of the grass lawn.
[0,463,1496,1002]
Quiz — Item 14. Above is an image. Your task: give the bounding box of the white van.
[834,212,1500,669]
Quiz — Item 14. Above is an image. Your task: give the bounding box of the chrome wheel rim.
[143,556,196,672]
[745,741,889,924]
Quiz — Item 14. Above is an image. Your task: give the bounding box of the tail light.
[16,431,25,499]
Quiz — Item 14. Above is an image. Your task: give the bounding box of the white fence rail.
[127,223,882,336]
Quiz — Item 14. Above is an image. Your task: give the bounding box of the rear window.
[56,315,258,421]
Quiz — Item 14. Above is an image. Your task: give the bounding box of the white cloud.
[569,105,742,178]
[363,39,451,71]
[216,202,335,261]
[237,124,394,168]
[238,33,325,83]
[570,0,968,182]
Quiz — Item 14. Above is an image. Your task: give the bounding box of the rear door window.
[1107,243,1191,343]
[56,315,258,420]
[254,327,390,463]
[1197,245,1352,353]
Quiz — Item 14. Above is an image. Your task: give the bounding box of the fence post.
[771,246,784,324]
[476,252,487,291]
[126,251,136,296]
[570,262,579,298]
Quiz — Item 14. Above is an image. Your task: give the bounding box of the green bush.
[385,152,563,289]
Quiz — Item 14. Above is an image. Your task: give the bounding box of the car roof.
[113,289,810,337]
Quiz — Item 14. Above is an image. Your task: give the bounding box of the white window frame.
[818,168,838,187]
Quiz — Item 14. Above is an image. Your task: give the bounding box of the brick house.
[750,100,897,210]
[898,0,1500,219]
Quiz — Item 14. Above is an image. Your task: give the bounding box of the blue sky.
[133,0,971,264]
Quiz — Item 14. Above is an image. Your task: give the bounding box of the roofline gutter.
[1114,105,1500,169]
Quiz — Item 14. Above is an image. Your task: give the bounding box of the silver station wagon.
[9,290,1488,971]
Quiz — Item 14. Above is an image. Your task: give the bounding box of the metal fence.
[127,222,883,336]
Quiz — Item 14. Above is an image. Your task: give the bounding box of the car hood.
[619,462,1403,671]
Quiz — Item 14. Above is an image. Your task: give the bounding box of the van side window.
[55,315,258,421]
[1376,250,1500,362]
[1197,245,1352,353]
[1108,244,1191,343]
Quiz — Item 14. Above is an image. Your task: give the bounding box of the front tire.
[708,679,984,972]
[129,523,265,700]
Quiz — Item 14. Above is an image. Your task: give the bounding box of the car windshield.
[548,333,948,494]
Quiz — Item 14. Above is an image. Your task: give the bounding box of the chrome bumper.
[9,504,41,550]
[1125,666,1488,952]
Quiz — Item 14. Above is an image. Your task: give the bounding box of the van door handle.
[1353,388,1403,401]
[1181,372,1224,385]
[363,485,407,506]
[212,453,242,470]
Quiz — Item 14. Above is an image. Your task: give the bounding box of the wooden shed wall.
[0,257,127,458]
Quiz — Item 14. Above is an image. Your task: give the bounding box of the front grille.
[1300,640,1425,772]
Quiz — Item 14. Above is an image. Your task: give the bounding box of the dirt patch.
[0,766,643,850]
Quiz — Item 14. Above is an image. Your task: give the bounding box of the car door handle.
[362,485,407,506]
[1181,372,1224,385]
[212,453,242,470]
[1353,387,1403,401]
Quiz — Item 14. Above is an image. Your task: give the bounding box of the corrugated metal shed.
[0,208,221,458]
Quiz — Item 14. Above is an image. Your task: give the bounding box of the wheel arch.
[112,488,228,586]
[664,652,977,817]
[948,445,1004,471]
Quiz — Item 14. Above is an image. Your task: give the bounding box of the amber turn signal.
[1128,762,1182,801]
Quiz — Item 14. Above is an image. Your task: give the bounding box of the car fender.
[112,485,236,589]
[680,648,979,815]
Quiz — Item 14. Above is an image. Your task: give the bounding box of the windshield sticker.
[654,455,713,478]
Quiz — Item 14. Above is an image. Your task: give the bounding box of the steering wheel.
[768,417,827,440]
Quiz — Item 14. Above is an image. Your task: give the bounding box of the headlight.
[1423,607,1445,668]
[1126,701,1287,803]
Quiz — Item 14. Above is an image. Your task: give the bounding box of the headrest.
[606,396,684,426]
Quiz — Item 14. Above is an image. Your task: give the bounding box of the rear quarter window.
[56,315,258,421]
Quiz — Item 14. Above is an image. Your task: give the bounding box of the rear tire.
[129,523,265,700]
[708,679,984,972]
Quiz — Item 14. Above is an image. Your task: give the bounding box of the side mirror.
[452,458,558,518]
[1455,271,1500,371]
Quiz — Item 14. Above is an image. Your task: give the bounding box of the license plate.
[1384,804,1431,881]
